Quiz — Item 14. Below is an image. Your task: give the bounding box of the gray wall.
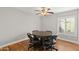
[40,15,57,35]
[0,7,40,46]
[41,9,79,44]
[0,7,79,46]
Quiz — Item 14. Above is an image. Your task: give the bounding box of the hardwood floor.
[56,39,79,51]
[0,39,79,51]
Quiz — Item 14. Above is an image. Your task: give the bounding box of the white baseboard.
[57,37,79,44]
[0,38,29,48]
[0,37,78,48]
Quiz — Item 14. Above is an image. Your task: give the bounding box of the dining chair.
[48,35,58,51]
[27,33,41,50]
[42,36,53,51]
[42,35,58,51]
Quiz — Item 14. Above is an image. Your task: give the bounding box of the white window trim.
[57,15,77,36]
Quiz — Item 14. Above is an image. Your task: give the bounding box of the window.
[59,17,75,33]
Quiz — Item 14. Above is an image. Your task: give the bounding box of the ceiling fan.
[35,7,54,16]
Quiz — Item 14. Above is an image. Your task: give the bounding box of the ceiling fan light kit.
[35,7,54,16]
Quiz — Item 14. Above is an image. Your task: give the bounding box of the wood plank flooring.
[0,39,79,51]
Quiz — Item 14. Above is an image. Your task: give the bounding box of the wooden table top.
[32,31,52,36]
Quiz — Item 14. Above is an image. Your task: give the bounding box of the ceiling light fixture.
[35,7,54,16]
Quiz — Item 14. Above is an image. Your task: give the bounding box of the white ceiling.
[16,7,78,13]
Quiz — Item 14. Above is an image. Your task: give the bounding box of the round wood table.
[32,31,52,50]
[32,31,52,37]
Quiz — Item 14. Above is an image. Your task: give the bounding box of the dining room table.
[32,31,52,50]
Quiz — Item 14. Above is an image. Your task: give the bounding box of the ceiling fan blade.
[48,12,54,14]
[48,8,51,10]
[35,10,40,11]
[36,13,40,15]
